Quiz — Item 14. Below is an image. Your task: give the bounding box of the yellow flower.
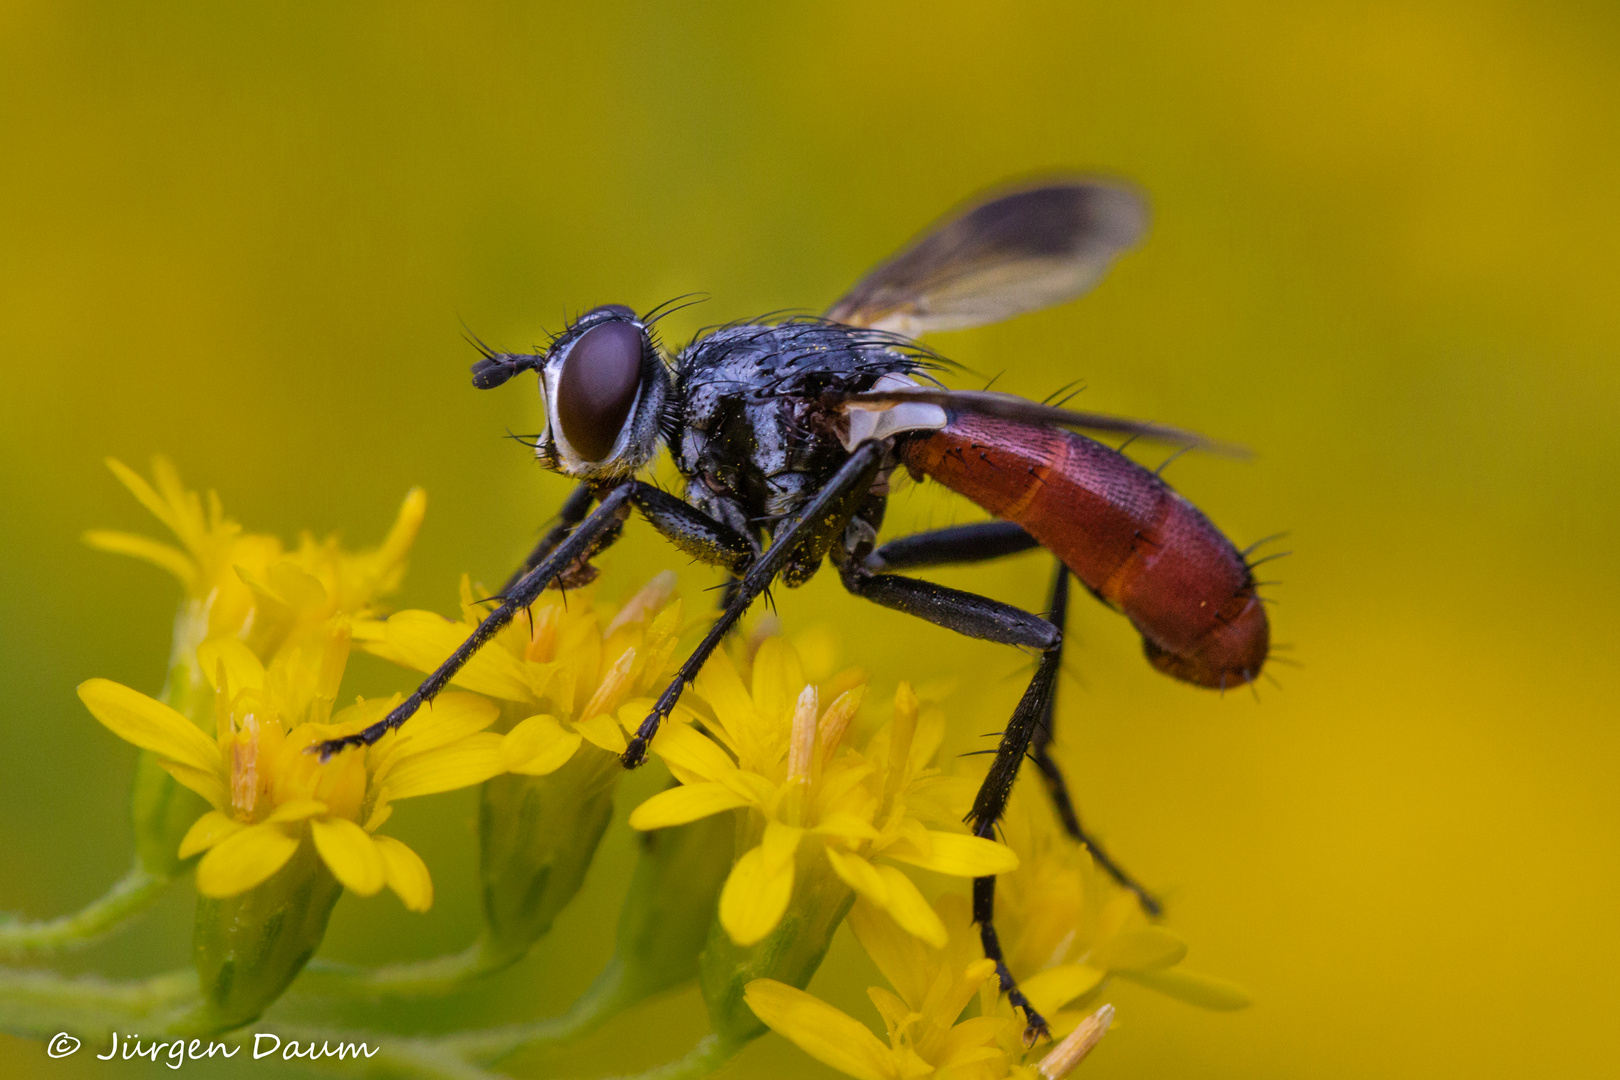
[629,638,1018,948]
[989,783,1250,1033]
[78,620,502,910]
[356,570,684,772]
[86,456,425,665]
[747,896,1116,1080]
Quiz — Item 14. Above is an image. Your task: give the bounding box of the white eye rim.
[539,323,651,472]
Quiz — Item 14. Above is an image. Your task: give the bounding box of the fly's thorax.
[670,320,928,530]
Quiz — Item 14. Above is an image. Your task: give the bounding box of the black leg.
[501,482,596,594]
[315,485,637,758]
[1031,566,1162,916]
[627,482,756,576]
[864,520,1039,572]
[621,442,885,767]
[835,561,1059,1040]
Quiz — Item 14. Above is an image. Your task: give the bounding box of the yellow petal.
[883,831,1019,877]
[372,692,498,781]
[310,817,387,896]
[720,840,797,946]
[811,811,881,842]
[646,720,737,781]
[383,732,504,798]
[872,863,947,949]
[196,637,265,693]
[195,822,300,897]
[629,782,752,830]
[500,715,583,776]
[373,834,433,912]
[823,848,889,906]
[574,711,627,754]
[156,759,229,810]
[104,458,187,542]
[266,799,328,823]
[178,810,244,859]
[381,611,536,701]
[1020,964,1106,1017]
[847,899,932,1008]
[1090,927,1188,972]
[82,531,197,588]
[935,1019,1009,1069]
[79,679,221,776]
[743,979,895,1080]
[1117,966,1251,1010]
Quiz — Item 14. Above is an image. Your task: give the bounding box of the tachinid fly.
[318,179,1273,1039]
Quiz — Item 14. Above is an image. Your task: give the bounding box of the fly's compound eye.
[555,320,645,462]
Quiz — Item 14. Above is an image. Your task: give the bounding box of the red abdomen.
[898,412,1268,689]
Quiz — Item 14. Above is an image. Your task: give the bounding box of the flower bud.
[610,800,735,1004]
[477,742,620,964]
[183,836,343,1033]
[699,839,854,1051]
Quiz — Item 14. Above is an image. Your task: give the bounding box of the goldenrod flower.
[356,570,684,772]
[87,456,425,665]
[748,896,1117,1080]
[744,896,1009,1080]
[78,621,502,910]
[629,639,1018,947]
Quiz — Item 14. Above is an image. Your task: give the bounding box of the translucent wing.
[825,180,1148,337]
[838,386,1248,458]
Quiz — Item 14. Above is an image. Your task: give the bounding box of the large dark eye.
[556,320,644,462]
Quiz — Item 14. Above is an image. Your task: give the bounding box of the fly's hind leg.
[1033,566,1163,916]
[834,555,1061,1040]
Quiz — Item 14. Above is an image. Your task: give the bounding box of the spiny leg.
[1032,566,1162,916]
[315,484,636,758]
[861,523,1162,913]
[621,442,885,767]
[501,481,596,594]
[835,561,1060,1040]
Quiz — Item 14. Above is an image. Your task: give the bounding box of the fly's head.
[470,304,670,481]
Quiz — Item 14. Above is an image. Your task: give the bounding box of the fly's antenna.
[470,351,545,389]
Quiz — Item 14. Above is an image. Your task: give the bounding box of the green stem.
[605,1035,732,1080]
[0,965,198,1041]
[437,956,636,1064]
[0,861,169,959]
[296,933,515,999]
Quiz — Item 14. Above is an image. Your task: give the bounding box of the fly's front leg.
[315,484,636,759]
[501,481,596,594]
[622,443,885,768]
[1031,567,1162,916]
[835,558,1059,1040]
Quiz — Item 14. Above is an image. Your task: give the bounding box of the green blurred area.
[2,1,1617,1077]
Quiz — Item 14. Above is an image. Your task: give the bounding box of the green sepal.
[478,742,620,964]
[699,842,854,1051]
[183,838,343,1034]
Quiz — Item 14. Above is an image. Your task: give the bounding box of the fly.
[316,179,1272,1039]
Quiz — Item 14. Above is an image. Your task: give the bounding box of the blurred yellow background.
[3,2,1617,1077]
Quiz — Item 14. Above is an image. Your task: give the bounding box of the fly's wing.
[825,180,1147,337]
[839,386,1249,458]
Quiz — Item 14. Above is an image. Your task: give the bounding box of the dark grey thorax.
[666,320,931,585]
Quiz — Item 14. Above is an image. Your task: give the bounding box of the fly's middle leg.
[834,558,1061,1040]
[1032,566,1163,916]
